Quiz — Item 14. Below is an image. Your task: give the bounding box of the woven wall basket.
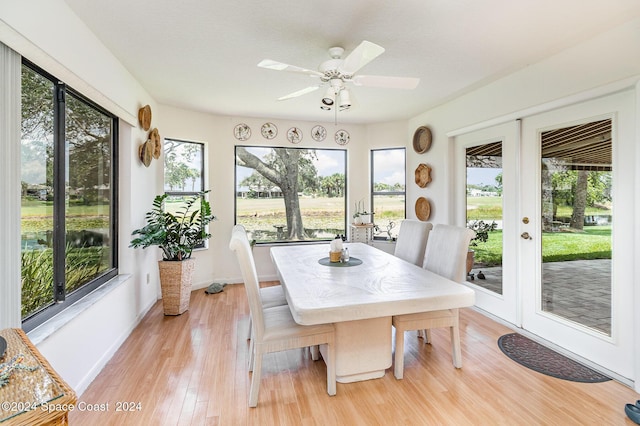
[158,258,196,315]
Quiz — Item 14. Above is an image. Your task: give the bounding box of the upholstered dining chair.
[229,225,336,407]
[393,220,433,266]
[392,224,475,379]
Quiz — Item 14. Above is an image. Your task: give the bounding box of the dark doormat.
[497,333,611,383]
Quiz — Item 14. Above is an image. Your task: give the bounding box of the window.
[164,138,204,194]
[163,138,206,247]
[21,61,118,331]
[371,148,406,240]
[235,146,346,243]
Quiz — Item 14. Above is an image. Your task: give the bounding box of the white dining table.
[270,242,475,383]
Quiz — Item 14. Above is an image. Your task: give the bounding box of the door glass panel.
[540,119,612,335]
[466,142,503,293]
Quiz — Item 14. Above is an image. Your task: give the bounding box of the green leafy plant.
[130,191,215,261]
[467,220,498,247]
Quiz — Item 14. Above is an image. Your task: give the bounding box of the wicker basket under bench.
[0,328,77,425]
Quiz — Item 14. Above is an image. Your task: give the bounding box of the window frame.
[163,138,207,249]
[234,145,348,244]
[21,59,119,332]
[370,147,406,241]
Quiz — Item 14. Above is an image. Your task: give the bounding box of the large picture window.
[21,61,118,331]
[371,148,406,240]
[235,146,346,243]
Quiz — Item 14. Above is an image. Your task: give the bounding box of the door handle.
[521,232,532,240]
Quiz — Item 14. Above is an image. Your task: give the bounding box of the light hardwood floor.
[70,282,639,425]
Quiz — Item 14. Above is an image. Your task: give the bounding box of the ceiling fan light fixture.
[338,88,351,110]
[321,87,335,106]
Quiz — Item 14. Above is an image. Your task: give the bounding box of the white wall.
[1,0,162,393]
[158,105,409,284]
[404,18,640,391]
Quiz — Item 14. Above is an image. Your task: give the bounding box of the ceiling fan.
[257,40,419,111]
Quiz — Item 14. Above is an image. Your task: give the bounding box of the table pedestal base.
[320,316,392,383]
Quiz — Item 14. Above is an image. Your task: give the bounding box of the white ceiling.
[63,0,640,124]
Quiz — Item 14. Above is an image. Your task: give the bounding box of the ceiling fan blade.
[277,85,321,101]
[339,40,385,75]
[258,59,323,77]
[351,75,420,89]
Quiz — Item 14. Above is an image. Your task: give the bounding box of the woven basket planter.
[158,258,195,315]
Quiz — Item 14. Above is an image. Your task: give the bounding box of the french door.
[454,121,519,324]
[454,90,635,380]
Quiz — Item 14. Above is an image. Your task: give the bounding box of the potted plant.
[466,220,498,276]
[130,191,215,315]
[353,200,372,224]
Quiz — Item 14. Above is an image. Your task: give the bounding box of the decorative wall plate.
[138,105,152,131]
[311,125,327,142]
[415,163,432,188]
[139,139,153,167]
[287,127,303,144]
[413,126,432,154]
[149,128,162,159]
[415,197,431,221]
[261,122,278,139]
[234,123,251,141]
[335,130,350,145]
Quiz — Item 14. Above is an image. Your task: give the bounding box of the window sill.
[27,274,132,346]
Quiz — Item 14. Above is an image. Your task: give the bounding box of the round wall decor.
[234,123,251,141]
[287,127,303,144]
[261,122,278,139]
[413,126,432,154]
[335,130,350,145]
[415,197,432,221]
[311,125,327,141]
[139,139,153,167]
[149,128,162,159]
[415,163,432,188]
[138,105,152,131]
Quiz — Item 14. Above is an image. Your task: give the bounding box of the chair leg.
[326,343,336,396]
[248,350,262,407]
[424,329,432,344]
[248,336,255,371]
[247,315,252,340]
[450,324,462,368]
[394,327,405,380]
[450,309,462,368]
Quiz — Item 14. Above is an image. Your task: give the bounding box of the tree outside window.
[235,146,346,243]
[163,138,207,247]
[21,62,118,330]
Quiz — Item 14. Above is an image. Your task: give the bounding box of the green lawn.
[472,226,611,267]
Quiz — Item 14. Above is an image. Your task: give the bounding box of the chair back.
[229,225,265,340]
[422,224,475,283]
[394,220,433,266]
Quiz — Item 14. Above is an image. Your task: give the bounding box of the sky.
[467,167,501,186]
[235,147,408,188]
